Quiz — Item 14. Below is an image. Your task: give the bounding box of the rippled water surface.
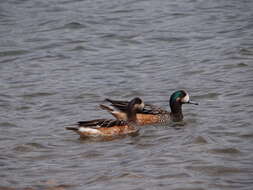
[1,0,253,189]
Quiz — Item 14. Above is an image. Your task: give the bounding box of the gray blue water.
[0,0,253,189]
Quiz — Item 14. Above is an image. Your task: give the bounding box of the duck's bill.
[187,100,199,105]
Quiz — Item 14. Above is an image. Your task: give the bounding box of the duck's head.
[127,97,145,112]
[170,90,198,107]
[126,97,144,122]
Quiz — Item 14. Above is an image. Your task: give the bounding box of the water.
[0,0,253,189]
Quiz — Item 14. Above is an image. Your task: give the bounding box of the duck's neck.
[170,101,183,122]
[127,109,137,123]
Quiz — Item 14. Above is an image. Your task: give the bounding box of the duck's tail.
[99,104,127,120]
[99,104,114,112]
[65,126,79,131]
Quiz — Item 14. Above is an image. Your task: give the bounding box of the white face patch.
[134,102,145,110]
[181,93,190,103]
[79,127,101,134]
[139,102,145,110]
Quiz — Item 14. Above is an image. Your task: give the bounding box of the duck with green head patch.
[100,90,198,125]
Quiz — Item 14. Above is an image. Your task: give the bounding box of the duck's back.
[102,98,172,125]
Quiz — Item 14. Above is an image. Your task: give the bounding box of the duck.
[65,97,144,138]
[99,90,198,125]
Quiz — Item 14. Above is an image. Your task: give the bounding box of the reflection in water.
[78,131,140,142]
